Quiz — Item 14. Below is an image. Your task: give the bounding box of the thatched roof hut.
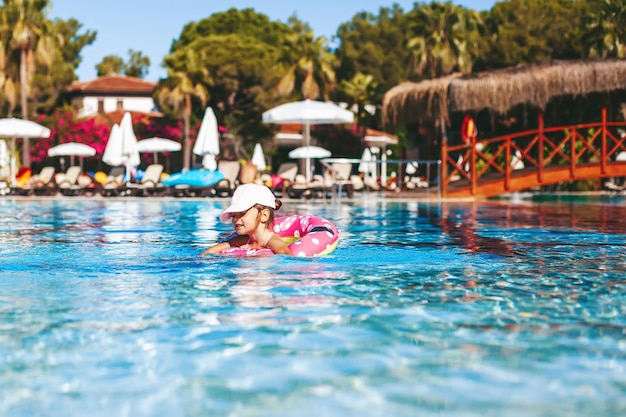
[382,59,626,130]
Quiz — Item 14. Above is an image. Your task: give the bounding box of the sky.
[50,0,496,82]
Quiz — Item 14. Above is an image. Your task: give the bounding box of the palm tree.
[0,28,18,116]
[406,2,481,79]
[583,0,626,58]
[0,0,57,167]
[339,72,379,132]
[274,18,337,100]
[157,49,210,170]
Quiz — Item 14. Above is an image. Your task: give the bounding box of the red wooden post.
[570,122,576,178]
[471,132,477,194]
[441,139,448,198]
[601,107,607,175]
[505,137,511,190]
[538,113,544,184]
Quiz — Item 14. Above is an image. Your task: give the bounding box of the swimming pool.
[1,195,625,416]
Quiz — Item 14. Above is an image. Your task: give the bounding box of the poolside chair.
[9,168,32,195]
[213,160,241,197]
[271,162,299,197]
[402,162,428,191]
[287,163,353,199]
[101,166,129,197]
[31,166,58,196]
[56,166,83,196]
[286,174,318,198]
[319,162,354,198]
[9,166,56,196]
[127,164,165,196]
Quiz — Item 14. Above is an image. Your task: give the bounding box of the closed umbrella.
[47,142,96,169]
[193,107,220,170]
[0,140,9,181]
[364,131,398,183]
[358,148,376,183]
[251,143,266,172]
[119,112,140,168]
[263,100,354,182]
[102,112,140,180]
[102,123,123,167]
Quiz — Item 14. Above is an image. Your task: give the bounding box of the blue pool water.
[1,195,625,416]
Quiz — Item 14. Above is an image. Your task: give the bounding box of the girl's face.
[231,206,260,235]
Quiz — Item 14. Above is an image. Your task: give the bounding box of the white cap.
[220,183,276,221]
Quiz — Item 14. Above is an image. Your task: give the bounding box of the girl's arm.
[267,234,292,255]
[200,234,247,255]
[200,241,230,255]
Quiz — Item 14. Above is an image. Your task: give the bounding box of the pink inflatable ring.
[218,215,339,257]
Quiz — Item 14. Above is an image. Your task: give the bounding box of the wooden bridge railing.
[441,108,626,197]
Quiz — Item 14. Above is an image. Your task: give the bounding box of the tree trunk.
[20,48,30,167]
[182,95,191,171]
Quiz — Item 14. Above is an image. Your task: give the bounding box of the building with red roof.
[65,73,157,118]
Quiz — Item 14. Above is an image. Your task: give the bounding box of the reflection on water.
[0,195,625,416]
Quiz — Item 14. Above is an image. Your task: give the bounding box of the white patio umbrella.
[263,99,354,182]
[0,118,51,185]
[136,137,181,161]
[47,142,96,169]
[193,107,220,170]
[251,143,266,172]
[289,145,331,159]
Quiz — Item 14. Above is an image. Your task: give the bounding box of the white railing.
[319,158,442,201]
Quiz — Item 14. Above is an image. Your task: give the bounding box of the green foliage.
[95,55,123,76]
[335,5,411,96]
[478,0,588,69]
[124,49,150,78]
[582,0,626,58]
[95,49,150,78]
[405,2,482,78]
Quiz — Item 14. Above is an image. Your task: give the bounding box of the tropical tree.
[405,2,482,79]
[335,5,411,95]
[96,49,151,78]
[478,0,589,70]
[123,49,150,78]
[96,55,123,76]
[31,17,96,113]
[156,48,210,170]
[338,72,379,131]
[274,16,337,100]
[165,8,291,150]
[582,0,626,58]
[0,13,94,116]
[0,0,59,166]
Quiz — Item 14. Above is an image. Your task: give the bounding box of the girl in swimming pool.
[201,183,292,255]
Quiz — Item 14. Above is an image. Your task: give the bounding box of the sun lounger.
[270,162,298,197]
[56,166,85,196]
[287,162,353,199]
[101,166,128,197]
[213,161,241,197]
[30,166,58,196]
[127,164,165,196]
